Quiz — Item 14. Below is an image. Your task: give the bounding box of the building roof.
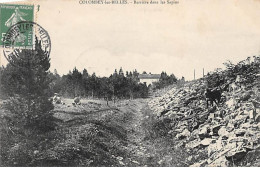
[139,74,161,79]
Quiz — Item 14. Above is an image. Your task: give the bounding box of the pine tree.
[2,37,55,133]
[72,67,83,97]
[113,69,118,76]
[119,67,124,76]
[82,68,89,97]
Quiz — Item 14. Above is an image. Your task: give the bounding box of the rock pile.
[149,73,260,166]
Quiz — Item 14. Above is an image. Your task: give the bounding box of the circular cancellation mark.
[2,21,51,68]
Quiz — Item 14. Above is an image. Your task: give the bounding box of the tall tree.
[2,38,55,132]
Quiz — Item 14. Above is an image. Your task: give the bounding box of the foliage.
[153,72,178,89]
[48,67,149,99]
[0,39,56,166]
[205,56,260,90]
[1,39,55,131]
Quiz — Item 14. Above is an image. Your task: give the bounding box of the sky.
[1,0,260,80]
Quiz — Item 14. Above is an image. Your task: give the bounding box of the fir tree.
[2,37,55,133]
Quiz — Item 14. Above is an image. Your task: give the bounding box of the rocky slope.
[149,57,260,166]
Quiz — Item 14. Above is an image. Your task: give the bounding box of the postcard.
[0,0,259,167]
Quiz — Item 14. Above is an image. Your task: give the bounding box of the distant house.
[138,73,161,86]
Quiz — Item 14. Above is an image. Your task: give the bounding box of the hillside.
[0,56,259,167]
[0,98,193,166]
[148,56,260,166]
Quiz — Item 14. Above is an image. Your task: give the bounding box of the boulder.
[240,122,251,129]
[255,112,260,123]
[218,126,232,139]
[234,115,249,127]
[226,122,234,132]
[208,139,223,157]
[228,137,248,144]
[226,98,235,108]
[164,110,174,117]
[208,113,215,120]
[176,129,190,140]
[234,129,246,137]
[244,109,255,119]
[186,139,200,149]
[200,138,213,146]
[74,97,80,104]
[225,148,247,162]
[212,125,222,136]
[198,125,211,140]
[240,92,251,101]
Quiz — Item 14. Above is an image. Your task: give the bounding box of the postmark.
[2,21,51,68]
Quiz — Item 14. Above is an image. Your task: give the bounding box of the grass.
[1,97,258,167]
[0,98,131,166]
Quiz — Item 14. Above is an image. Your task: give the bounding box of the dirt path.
[51,98,189,166]
[115,99,190,167]
[116,99,159,166]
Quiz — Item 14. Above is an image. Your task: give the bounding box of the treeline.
[47,67,149,99]
[0,65,179,100]
[153,71,178,89]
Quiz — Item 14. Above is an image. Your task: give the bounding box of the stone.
[208,138,223,157]
[178,120,188,127]
[117,156,123,161]
[119,160,125,166]
[201,138,213,146]
[208,113,215,120]
[186,139,200,149]
[208,143,218,157]
[158,160,163,165]
[74,97,80,104]
[220,110,226,118]
[240,92,251,101]
[198,125,211,140]
[255,114,260,123]
[228,137,248,144]
[212,125,222,136]
[174,126,186,133]
[226,99,235,108]
[244,110,254,119]
[187,156,192,162]
[225,148,247,162]
[208,156,228,167]
[218,126,234,139]
[234,129,246,137]
[132,160,139,165]
[156,112,162,117]
[234,115,249,127]
[147,75,258,167]
[208,106,217,113]
[226,123,234,132]
[164,110,174,116]
[55,97,61,104]
[240,122,251,129]
[190,160,208,167]
[176,129,190,140]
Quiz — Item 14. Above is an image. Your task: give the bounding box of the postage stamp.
[2,21,51,67]
[0,4,34,47]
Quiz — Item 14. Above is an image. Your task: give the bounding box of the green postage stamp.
[0,4,34,47]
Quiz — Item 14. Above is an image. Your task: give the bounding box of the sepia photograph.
[0,0,259,167]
